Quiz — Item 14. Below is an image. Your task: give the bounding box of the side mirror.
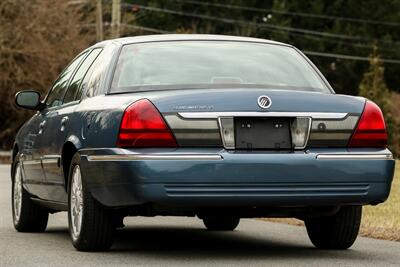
[15,90,44,110]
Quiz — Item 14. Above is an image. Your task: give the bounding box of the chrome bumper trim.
[179,111,348,119]
[316,154,393,160]
[87,154,223,161]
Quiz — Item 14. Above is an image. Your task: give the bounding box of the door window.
[45,52,88,108]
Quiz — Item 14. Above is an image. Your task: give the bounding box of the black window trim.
[43,50,91,110]
[42,46,106,111]
[62,47,104,105]
[60,49,93,104]
[84,43,119,98]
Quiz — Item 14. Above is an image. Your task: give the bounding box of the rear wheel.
[202,216,240,231]
[68,153,115,251]
[305,206,362,249]
[12,160,48,232]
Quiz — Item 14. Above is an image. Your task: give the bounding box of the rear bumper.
[79,148,395,208]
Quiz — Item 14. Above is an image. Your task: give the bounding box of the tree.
[126,0,400,96]
[359,50,390,110]
[0,0,95,149]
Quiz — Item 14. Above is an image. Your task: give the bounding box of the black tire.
[12,158,49,232]
[305,206,362,249]
[67,153,115,251]
[203,216,240,231]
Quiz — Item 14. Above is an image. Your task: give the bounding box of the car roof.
[93,34,290,47]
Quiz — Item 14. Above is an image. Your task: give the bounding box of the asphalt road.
[0,164,399,266]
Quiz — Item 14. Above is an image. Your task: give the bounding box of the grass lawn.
[264,160,400,241]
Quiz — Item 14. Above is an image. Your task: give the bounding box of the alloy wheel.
[70,165,84,241]
[13,163,23,225]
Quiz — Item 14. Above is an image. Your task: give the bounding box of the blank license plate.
[235,118,291,149]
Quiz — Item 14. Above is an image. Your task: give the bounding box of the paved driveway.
[0,164,399,266]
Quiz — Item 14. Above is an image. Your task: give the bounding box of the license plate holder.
[235,117,291,149]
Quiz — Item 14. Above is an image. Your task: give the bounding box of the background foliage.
[0,0,94,148]
[0,0,399,155]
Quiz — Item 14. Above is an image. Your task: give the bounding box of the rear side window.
[63,48,102,104]
[46,52,87,108]
[84,45,115,98]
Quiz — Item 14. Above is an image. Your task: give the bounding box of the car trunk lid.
[111,88,366,149]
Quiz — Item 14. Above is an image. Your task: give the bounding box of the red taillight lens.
[348,100,387,148]
[117,99,177,148]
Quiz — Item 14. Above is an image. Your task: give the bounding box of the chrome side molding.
[316,154,393,160]
[179,112,348,119]
[21,159,42,166]
[41,155,60,166]
[87,154,223,161]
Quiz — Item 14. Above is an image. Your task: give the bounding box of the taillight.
[117,99,177,148]
[348,100,387,148]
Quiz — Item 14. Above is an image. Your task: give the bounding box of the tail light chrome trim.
[179,112,347,120]
[308,115,359,147]
[316,154,393,160]
[164,115,222,146]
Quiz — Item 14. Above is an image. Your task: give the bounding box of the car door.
[40,48,103,202]
[35,52,88,201]
[20,112,47,199]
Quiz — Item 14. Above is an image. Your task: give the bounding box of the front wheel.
[202,216,240,231]
[305,206,362,249]
[12,160,48,232]
[68,153,115,251]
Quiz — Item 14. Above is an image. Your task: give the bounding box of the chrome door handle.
[61,116,69,125]
[60,116,69,131]
[38,121,46,134]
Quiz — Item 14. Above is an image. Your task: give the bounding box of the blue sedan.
[12,34,395,251]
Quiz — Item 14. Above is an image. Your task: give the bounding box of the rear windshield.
[110,41,331,93]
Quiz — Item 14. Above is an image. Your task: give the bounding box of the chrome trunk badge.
[257,95,272,109]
